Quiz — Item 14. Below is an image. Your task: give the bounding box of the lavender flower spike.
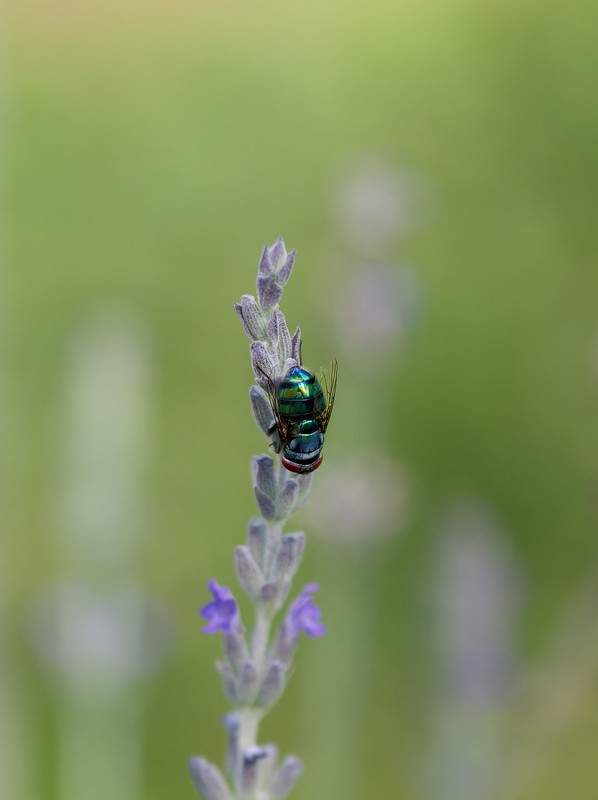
[190,239,326,800]
[200,580,241,634]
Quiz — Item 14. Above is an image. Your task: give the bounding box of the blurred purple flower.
[308,455,409,545]
[284,583,325,639]
[200,580,241,634]
[332,159,434,252]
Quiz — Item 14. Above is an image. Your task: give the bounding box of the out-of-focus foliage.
[3,1,598,799]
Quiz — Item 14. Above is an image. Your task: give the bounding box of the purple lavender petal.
[200,580,240,634]
[285,584,326,639]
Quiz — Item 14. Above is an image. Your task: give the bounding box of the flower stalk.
[189,238,325,800]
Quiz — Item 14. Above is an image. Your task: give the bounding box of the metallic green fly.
[260,358,338,474]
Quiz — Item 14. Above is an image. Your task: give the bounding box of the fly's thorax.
[277,366,326,420]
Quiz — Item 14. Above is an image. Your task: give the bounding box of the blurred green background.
[3,0,598,798]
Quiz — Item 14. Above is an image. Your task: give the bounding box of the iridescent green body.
[271,364,336,474]
[277,367,326,420]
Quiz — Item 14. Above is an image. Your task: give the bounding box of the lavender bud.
[270,629,295,666]
[274,533,306,580]
[237,660,259,704]
[254,488,276,521]
[281,357,298,376]
[234,547,263,601]
[272,576,292,612]
[252,455,277,500]
[241,747,268,793]
[275,478,299,520]
[290,326,302,363]
[257,244,273,276]
[249,385,275,438]
[269,756,303,800]
[223,713,240,777]
[270,429,282,454]
[255,744,279,787]
[234,294,268,341]
[257,275,283,310]
[260,581,278,603]
[250,341,276,386]
[234,303,251,339]
[258,661,287,708]
[268,237,287,271]
[293,472,313,512]
[247,517,268,569]
[216,662,238,704]
[244,746,268,764]
[223,630,249,672]
[267,311,292,366]
[276,249,296,285]
[188,757,233,800]
[266,310,282,341]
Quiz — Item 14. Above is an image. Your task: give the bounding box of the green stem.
[251,605,273,675]
[234,707,265,800]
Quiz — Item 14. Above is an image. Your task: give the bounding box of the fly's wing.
[319,358,338,432]
[253,363,290,449]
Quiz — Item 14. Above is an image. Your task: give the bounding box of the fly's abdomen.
[281,418,324,474]
[277,366,326,421]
